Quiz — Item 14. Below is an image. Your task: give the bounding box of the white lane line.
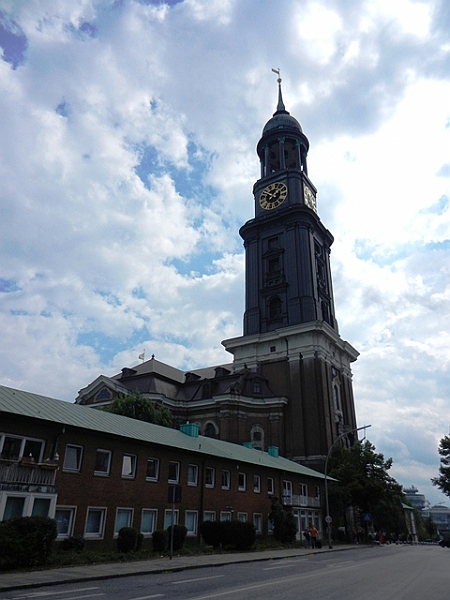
[172,575,225,585]
[128,595,164,599]
[14,589,100,599]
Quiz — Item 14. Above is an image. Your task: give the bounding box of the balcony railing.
[283,494,321,508]
[0,461,57,491]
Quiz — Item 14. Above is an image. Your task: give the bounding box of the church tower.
[223,75,359,470]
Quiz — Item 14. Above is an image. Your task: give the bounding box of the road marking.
[191,564,360,599]
[14,589,101,599]
[129,594,164,600]
[172,575,225,585]
[263,559,307,570]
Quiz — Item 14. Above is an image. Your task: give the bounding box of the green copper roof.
[0,384,326,481]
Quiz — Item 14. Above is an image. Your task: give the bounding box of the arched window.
[204,422,218,439]
[251,425,265,451]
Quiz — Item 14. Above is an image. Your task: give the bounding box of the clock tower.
[223,76,359,470]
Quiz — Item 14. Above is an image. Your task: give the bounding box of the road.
[0,545,448,600]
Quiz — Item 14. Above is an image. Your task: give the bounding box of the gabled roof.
[0,384,326,481]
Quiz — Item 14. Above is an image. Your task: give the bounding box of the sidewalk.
[0,545,351,592]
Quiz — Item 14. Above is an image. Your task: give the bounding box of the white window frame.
[203,511,215,522]
[121,454,137,479]
[146,457,160,481]
[267,477,274,495]
[114,508,133,536]
[168,461,180,483]
[63,444,83,472]
[253,513,263,534]
[164,509,179,529]
[283,480,293,504]
[0,492,56,522]
[300,483,308,500]
[205,467,215,488]
[253,474,261,493]
[185,510,198,536]
[85,507,107,539]
[220,511,232,522]
[187,464,199,486]
[237,512,248,522]
[222,470,231,490]
[238,472,246,491]
[0,434,44,463]
[55,506,76,538]
[94,449,112,476]
[141,509,158,536]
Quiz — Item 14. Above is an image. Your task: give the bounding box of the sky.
[0,0,449,508]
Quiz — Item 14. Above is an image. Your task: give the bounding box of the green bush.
[200,520,223,548]
[152,529,168,553]
[0,516,57,570]
[200,520,256,551]
[60,535,85,552]
[117,527,140,553]
[269,497,297,544]
[167,524,188,551]
[231,521,256,550]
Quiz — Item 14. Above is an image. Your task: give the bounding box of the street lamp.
[324,424,371,549]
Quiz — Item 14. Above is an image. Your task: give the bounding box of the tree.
[100,391,173,427]
[328,440,406,538]
[432,435,450,498]
[268,496,297,543]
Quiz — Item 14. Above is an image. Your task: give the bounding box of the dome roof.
[262,110,303,135]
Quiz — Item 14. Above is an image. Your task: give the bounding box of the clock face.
[259,182,288,210]
[303,185,317,213]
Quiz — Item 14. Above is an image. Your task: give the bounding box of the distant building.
[423,504,450,536]
[403,486,427,511]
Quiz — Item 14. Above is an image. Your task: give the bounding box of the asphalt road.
[0,545,448,600]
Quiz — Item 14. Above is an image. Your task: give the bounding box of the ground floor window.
[220,511,232,522]
[141,509,157,536]
[3,496,25,520]
[203,511,215,522]
[32,497,51,517]
[85,507,107,538]
[237,512,248,522]
[115,508,133,535]
[164,509,179,529]
[185,511,198,536]
[1,493,56,522]
[55,507,76,538]
[253,513,263,534]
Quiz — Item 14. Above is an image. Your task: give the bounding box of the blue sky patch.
[56,100,72,118]
[420,195,449,216]
[0,278,20,293]
[66,21,99,39]
[0,11,28,69]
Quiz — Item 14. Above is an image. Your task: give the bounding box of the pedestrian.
[303,527,310,548]
[310,525,318,549]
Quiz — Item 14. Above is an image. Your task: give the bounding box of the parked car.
[438,539,450,548]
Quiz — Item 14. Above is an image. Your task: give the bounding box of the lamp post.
[324,424,371,549]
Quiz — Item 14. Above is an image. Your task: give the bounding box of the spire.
[271,67,288,115]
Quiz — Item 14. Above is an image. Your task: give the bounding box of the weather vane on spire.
[271,67,281,84]
[271,68,285,113]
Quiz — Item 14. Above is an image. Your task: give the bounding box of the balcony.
[283,494,321,508]
[0,461,57,493]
